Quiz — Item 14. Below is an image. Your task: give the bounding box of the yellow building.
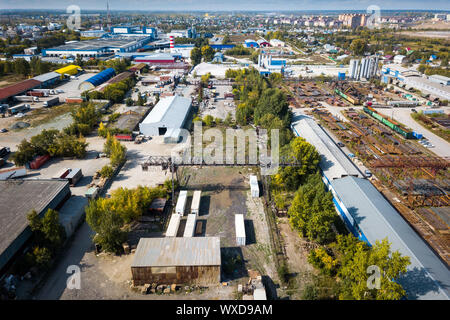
[54,65,82,78]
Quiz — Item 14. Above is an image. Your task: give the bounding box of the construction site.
[309,106,450,265]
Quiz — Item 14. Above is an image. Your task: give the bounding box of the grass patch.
[411,112,450,143]
[21,104,79,128]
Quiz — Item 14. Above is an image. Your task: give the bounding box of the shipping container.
[250,175,259,198]
[166,214,181,237]
[52,168,70,179]
[114,134,133,141]
[235,214,246,246]
[65,97,84,104]
[0,166,27,180]
[29,154,50,169]
[183,214,197,238]
[175,190,188,216]
[85,187,99,199]
[191,190,201,215]
[66,168,82,186]
[27,91,45,97]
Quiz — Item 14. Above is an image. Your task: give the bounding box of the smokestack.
[169,36,174,50]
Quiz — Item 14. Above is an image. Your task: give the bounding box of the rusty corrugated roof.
[132,237,221,267]
[0,79,41,101]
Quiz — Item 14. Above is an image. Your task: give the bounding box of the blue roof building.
[78,68,116,91]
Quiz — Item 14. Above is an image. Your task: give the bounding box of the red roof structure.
[0,79,41,101]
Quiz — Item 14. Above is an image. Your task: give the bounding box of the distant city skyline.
[1,0,449,11]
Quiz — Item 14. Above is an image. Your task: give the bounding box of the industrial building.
[42,37,152,58]
[244,39,259,48]
[329,176,450,300]
[54,65,82,77]
[0,180,71,273]
[0,79,41,103]
[32,72,61,88]
[348,56,379,80]
[428,74,450,86]
[134,53,176,65]
[111,26,157,39]
[78,68,116,91]
[131,237,221,285]
[291,113,363,182]
[139,95,192,136]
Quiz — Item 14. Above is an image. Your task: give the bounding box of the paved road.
[375,106,450,158]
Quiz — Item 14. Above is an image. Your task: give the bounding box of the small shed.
[249,175,259,198]
[175,190,187,216]
[183,214,197,238]
[166,214,181,237]
[191,190,201,215]
[131,237,221,285]
[235,214,246,246]
[66,168,83,186]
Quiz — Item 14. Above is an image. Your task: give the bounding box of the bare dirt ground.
[278,219,316,300]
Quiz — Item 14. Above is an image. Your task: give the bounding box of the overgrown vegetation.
[86,186,168,253]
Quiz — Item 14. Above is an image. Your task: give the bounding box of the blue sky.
[0,0,449,11]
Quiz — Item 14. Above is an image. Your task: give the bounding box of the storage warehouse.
[139,95,192,136]
[235,214,246,246]
[191,190,202,215]
[0,180,71,273]
[175,190,188,216]
[329,176,450,300]
[54,65,82,77]
[131,237,221,285]
[32,72,61,88]
[291,113,362,183]
[134,53,176,65]
[183,214,197,238]
[42,37,152,58]
[0,79,41,103]
[78,68,116,91]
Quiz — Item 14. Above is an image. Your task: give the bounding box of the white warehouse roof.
[139,95,191,136]
[291,112,363,181]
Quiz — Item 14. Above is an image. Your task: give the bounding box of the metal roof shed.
[183,214,197,238]
[330,176,450,300]
[235,214,246,246]
[166,214,181,237]
[175,190,188,216]
[249,175,259,198]
[191,190,201,215]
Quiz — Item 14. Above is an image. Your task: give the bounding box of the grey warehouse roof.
[32,72,60,82]
[141,95,191,128]
[331,176,450,300]
[291,112,362,181]
[0,179,70,261]
[132,237,221,267]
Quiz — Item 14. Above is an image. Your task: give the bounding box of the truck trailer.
[43,97,59,108]
[191,190,202,215]
[175,190,188,216]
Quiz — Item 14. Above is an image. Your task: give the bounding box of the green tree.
[335,235,410,300]
[191,47,202,66]
[109,138,127,167]
[203,115,214,126]
[201,45,215,62]
[350,39,367,56]
[100,165,114,179]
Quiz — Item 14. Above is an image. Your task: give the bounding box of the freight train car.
[335,89,360,105]
[363,106,414,139]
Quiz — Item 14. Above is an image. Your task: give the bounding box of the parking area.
[199,84,236,120]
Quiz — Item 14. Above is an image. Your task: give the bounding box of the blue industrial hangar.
[291,112,450,300]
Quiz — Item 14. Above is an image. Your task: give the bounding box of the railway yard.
[293,81,450,265]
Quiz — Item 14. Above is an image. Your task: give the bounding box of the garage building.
[131,237,221,285]
[78,68,116,91]
[139,95,191,136]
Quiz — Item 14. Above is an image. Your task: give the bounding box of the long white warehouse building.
[139,95,192,136]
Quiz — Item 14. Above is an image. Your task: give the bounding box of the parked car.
[0,128,8,133]
[337,142,345,147]
[99,153,108,158]
[411,108,417,113]
[365,169,372,178]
